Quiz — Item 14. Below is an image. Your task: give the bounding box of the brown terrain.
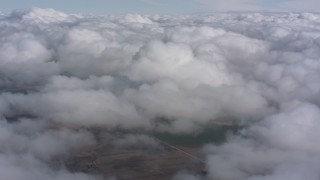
[61,120,236,179]
[33,117,233,179]
[66,140,206,180]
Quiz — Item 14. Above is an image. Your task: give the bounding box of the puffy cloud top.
[10,7,70,24]
[0,8,320,180]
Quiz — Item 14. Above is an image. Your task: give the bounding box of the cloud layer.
[1,7,320,179]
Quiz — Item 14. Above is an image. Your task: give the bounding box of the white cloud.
[1,7,320,180]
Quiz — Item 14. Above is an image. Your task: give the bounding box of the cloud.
[252,102,320,152]
[204,102,320,180]
[0,120,101,180]
[1,7,320,180]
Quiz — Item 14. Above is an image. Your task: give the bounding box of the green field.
[152,124,241,145]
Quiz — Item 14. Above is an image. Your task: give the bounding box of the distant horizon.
[2,7,320,16]
[0,0,319,15]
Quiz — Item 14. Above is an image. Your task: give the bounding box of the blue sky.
[0,0,319,14]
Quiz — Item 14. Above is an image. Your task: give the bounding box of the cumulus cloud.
[1,7,320,179]
[0,119,101,180]
[204,102,320,180]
